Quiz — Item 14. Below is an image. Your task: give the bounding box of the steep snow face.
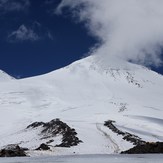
[0,56,163,155]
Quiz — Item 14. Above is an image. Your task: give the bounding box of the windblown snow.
[0,56,163,155]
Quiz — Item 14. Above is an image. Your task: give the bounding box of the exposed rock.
[0,145,26,157]
[104,120,163,154]
[46,139,54,144]
[104,120,145,145]
[21,147,29,151]
[36,143,50,150]
[27,118,82,148]
[27,122,44,128]
[121,142,163,154]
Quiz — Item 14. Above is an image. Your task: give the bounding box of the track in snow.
[96,123,120,153]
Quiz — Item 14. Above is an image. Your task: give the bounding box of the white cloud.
[8,24,39,42]
[57,0,163,67]
[0,0,30,13]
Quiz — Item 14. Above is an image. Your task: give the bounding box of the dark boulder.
[0,145,26,157]
[36,143,50,150]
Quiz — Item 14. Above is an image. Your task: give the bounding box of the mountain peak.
[66,56,147,73]
[0,57,163,155]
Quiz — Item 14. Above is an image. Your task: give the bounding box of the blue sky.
[0,0,96,78]
[0,0,163,78]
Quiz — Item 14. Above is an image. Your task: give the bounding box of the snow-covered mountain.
[0,56,163,155]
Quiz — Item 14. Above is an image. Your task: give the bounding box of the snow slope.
[0,70,14,82]
[0,56,163,155]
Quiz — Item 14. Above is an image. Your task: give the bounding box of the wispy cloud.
[8,23,54,42]
[57,0,163,67]
[8,24,39,42]
[47,31,54,40]
[0,0,30,13]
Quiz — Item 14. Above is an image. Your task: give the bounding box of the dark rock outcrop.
[46,139,54,144]
[0,145,26,157]
[104,120,163,154]
[27,118,82,148]
[104,120,145,145]
[121,142,163,154]
[36,143,50,150]
[27,122,44,128]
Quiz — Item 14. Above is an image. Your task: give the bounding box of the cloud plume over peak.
[57,0,163,67]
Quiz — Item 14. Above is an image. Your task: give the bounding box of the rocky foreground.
[0,119,82,157]
[1,119,163,157]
